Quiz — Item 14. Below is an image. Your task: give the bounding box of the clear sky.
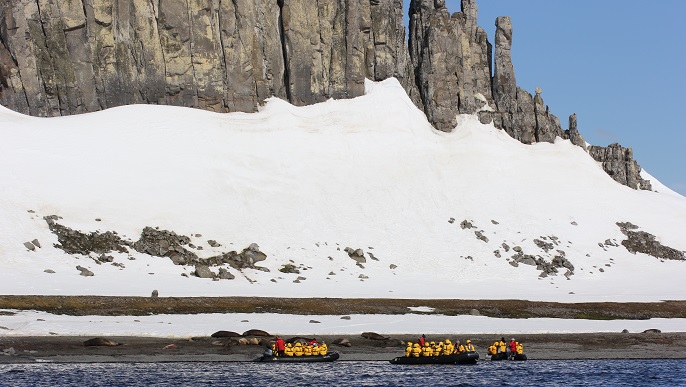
[405,1,686,195]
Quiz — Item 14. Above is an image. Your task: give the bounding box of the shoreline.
[2,332,685,363]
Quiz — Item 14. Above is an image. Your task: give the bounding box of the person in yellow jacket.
[293,342,304,356]
[465,339,475,352]
[432,342,442,356]
[319,342,328,356]
[411,343,421,357]
[284,343,294,356]
[442,340,452,356]
[498,337,507,353]
[311,344,320,356]
[405,342,413,357]
[516,342,524,355]
[488,344,497,355]
[457,342,466,353]
[303,345,313,356]
[422,343,432,356]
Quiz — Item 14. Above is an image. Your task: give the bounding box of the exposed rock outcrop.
[409,0,494,130]
[0,0,416,116]
[589,143,652,190]
[0,0,650,190]
[616,222,684,260]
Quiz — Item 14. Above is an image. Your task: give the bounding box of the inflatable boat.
[256,352,340,362]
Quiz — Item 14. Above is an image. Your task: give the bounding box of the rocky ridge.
[0,0,649,190]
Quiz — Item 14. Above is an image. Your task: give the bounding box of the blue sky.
[404,1,686,195]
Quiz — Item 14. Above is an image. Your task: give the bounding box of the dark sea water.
[1,360,685,386]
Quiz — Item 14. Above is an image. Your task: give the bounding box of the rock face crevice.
[0,0,650,190]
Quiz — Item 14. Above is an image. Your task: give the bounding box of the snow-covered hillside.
[1,79,685,302]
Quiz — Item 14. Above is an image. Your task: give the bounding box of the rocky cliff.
[0,0,650,190]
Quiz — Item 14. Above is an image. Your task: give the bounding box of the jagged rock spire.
[409,0,494,131]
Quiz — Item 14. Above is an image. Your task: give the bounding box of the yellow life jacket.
[422,346,432,356]
[466,344,475,352]
[446,344,454,355]
[319,344,328,356]
[458,345,465,353]
[284,346,294,356]
[499,341,506,353]
[304,346,312,356]
[312,346,320,356]
[517,343,524,355]
[412,346,421,357]
[293,345,303,356]
[488,345,497,355]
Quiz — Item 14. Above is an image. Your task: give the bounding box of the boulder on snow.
[76,265,94,277]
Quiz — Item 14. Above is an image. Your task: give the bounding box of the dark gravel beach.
[2,296,684,363]
[1,332,684,363]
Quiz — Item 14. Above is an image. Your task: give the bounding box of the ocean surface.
[1,360,685,386]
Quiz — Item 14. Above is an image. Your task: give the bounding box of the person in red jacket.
[509,338,517,360]
[275,336,286,356]
[418,334,426,347]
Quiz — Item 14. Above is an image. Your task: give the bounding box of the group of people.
[404,334,476,357]
[267,337,329,357]
[488,337,524,359]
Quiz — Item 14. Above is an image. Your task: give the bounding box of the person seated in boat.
[509,338,517,360]
[319,342,328,356]
[457,341,466,353]
[311,344,321,356]
[441,339,455,356]
[422,342,432,356]
[488,343,497,355]
[411,343,421,357]
[499,337,507,354]
[443,339,454,355]
[309,338,319,347]
[275,336,286,356]
[284,343,294,356]
[293,342,304,356]
[303,344,313,356]
[516,342,524,355]
[405,342,413,357]
[418,334,426,347]
[465,339,475,352]
[435,341,444,356]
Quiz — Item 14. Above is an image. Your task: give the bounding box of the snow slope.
[1,78,685,302]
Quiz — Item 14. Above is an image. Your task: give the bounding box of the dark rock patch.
[211,331,241,338]
[617,222,684,261]
[83,338,121,347]
[243,329,270,337]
